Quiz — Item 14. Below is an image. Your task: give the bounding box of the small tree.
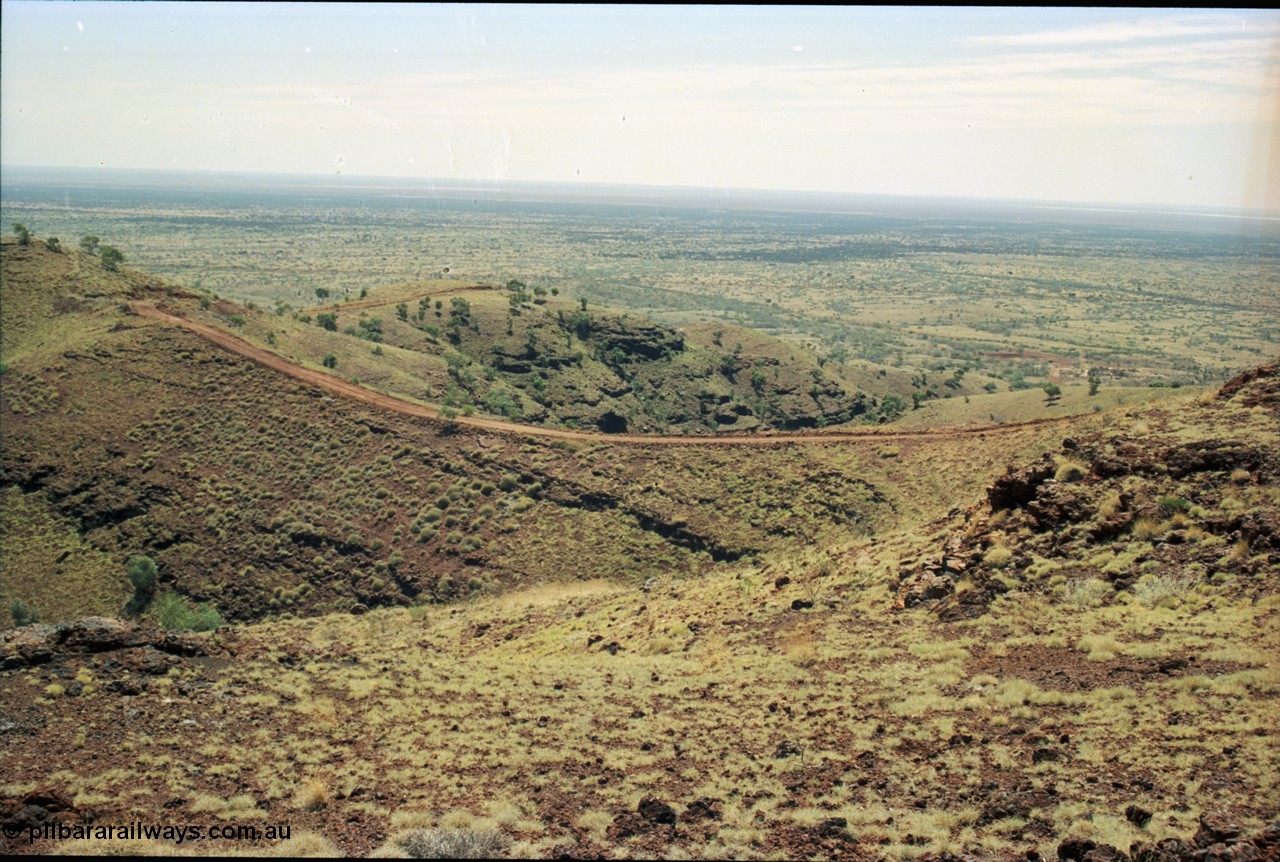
[315,287,330,300]
[396,302,408,321]
[316,311,338,331]
[449,296,471,327]
[880,392,907,419]
[45,237,62,253]
[100,245,125,271]
[1088,374,1101,396]
[79,235,100,254]
[11,222,31,246]
[322,353,338,369]
[125,555,158,614]
[719,352,740,380]
[9,597,38,627]
[1043,382,1062,404]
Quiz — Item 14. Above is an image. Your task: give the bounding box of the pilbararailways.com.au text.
[8,821,293,846]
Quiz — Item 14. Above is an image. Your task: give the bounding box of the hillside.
[168,277,877,434]
[121,273,1187,436]
[1,236,1276,859]
[0,237,1064,627]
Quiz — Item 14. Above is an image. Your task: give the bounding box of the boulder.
[989,459,1055,511]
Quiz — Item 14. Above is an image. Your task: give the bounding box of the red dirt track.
[132,302,1073,447]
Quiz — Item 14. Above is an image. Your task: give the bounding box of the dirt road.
[133,302,1073,447]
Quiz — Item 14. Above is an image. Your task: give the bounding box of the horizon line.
[3,162,1279,221]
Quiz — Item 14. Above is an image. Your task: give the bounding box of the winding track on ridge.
[133,302,1076,447]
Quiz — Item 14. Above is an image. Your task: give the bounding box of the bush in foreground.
[153,591,223,632]
[380,828,509,859]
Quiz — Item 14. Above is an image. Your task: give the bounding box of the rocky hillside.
[896,362,1279,618]
[295,282,873,434]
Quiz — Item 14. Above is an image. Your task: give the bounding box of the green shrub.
[153,592,223,632]
[9,597,38,627]
[127,555,158,594]
[322,354,338,369]
[125,554,159,614]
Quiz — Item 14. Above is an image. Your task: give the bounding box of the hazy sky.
[3,3,1278,210]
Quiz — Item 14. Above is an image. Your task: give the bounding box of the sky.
[2,3,1279,211]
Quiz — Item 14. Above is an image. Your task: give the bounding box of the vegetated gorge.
[0,178,1278,861]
